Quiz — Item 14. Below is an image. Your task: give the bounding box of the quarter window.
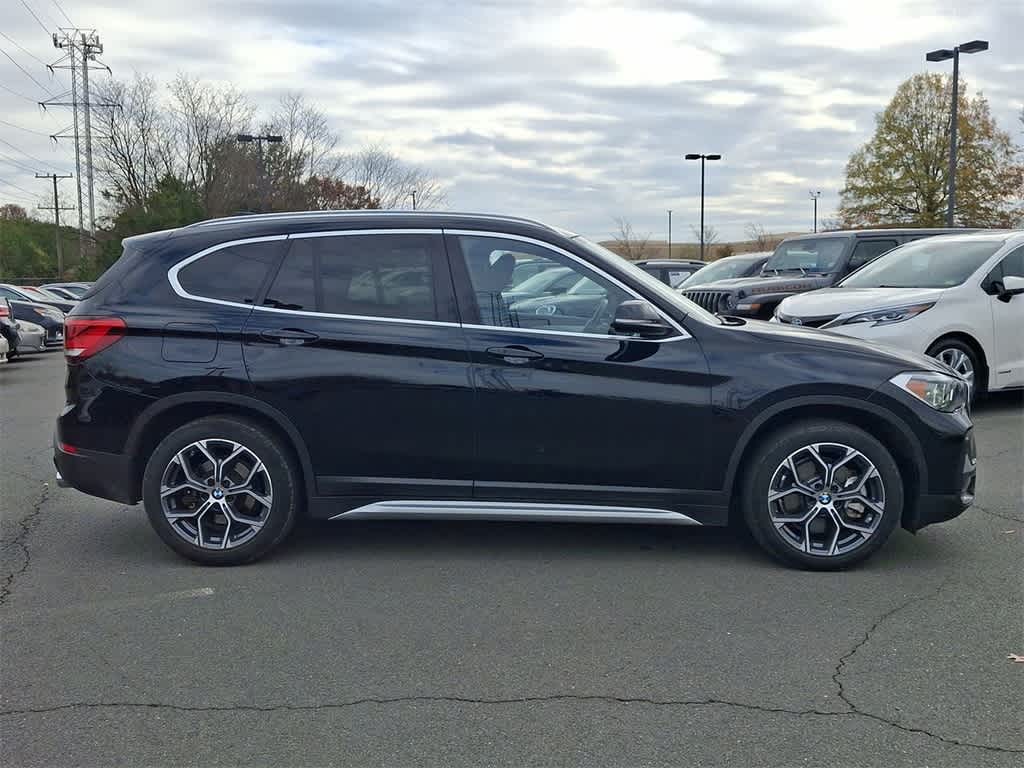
[455,235,630,334]
[178,240,284,304]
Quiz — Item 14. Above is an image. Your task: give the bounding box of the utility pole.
[236,134,283,212]
[809,190,821,233]
[43,28,113,260]
[409,190,417,210]
[667,209,672,259]
[36,173,75,278]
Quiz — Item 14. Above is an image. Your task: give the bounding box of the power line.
[0,118,52,137]
[52,0,75,26]
[0,31,48,67]
[0,82,38,103]
[19,1,52,34]
[0,136,68,173]
[0,45,56,98]
[0,152,40,174]
[0,176,40,197]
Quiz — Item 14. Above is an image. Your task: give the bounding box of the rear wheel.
[142,416,299,565]
[742,420,903,570]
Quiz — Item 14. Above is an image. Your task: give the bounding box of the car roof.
[183,210,559,235]
[634,259,705,266]
[780,228,982,242]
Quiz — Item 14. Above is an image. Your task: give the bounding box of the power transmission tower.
[41,28,113,261]
[36,172,74,278]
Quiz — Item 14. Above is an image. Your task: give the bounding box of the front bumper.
[904,428,976,531]
[53,434,138,505]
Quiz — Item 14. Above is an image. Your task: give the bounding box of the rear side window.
[178,240,284,304]
[262,233,441,321]
[848,239,897,271]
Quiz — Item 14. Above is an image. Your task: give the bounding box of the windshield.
[680,257,756,287]
[764,238,846,274]
[573,237,721,325]
[839,238,1005,288]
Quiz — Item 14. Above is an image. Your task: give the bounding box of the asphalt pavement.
[1,350,1022,767]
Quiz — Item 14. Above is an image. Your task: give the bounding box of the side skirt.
[327,500,703,525]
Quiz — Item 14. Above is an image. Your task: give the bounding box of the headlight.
[890,372,967,412]
[838,303,934,327]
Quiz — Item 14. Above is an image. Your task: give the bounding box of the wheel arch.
[125,392,315,506]
[724,396,927,532]
[925,331,989,390]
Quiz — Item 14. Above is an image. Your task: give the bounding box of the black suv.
[55,212,976,569]
[681,229,972,318]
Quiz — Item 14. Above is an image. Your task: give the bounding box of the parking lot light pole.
[926,40,988,227]
[667,209,672,259]
[809,190,821,232]
[685,153,721,260]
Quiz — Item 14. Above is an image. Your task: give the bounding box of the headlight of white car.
[890,372,967,412]
[837,302,934,327]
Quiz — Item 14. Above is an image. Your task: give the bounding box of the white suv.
[775,231,1024,398]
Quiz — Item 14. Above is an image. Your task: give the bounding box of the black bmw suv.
[55,212,976,569]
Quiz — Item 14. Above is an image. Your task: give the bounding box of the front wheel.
[926,338,982,402]
[742,420,903,570]
[142,416,300,565]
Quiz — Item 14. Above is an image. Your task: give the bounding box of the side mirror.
[611,300,674,338]
[997,275,1024,302]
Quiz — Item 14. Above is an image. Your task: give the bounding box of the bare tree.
[818,217,843,232]
[339,145,446,209]
[167,75,254,214]
[608,217,652,260]
[690,224,719,254]
[93,73,171,208]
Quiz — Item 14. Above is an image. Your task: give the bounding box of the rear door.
[242,229,475,500]
[447,231,713,513]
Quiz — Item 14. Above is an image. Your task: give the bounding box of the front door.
[447,231,712,513]
[242,230,475,499]
[986,245,1024,388]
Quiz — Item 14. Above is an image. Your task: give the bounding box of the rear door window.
[178,240,285,304]
[848,239,897,272]
[261,233,445,321]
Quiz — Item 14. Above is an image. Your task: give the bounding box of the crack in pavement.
[972,503,1024,524]
[0,483,49,607]
[0,692,1020,754]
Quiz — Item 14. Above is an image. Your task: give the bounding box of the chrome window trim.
[166,228,691,340]
[446,229,691,341]
[329,500,702,525]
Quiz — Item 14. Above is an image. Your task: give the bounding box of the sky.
[1,0,1021,242]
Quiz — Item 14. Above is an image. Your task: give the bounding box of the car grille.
[777,314,838,328]
[682,289,730,314]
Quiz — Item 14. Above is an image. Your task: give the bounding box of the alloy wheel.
[159,439,273,550]
[935,346,974,393]
[767,442,885,557]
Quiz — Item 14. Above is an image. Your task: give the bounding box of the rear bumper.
[53,434,138,505]
[904,428,976,532]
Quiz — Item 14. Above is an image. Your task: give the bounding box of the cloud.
[1,0,1021,240]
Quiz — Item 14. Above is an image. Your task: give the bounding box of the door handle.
[260,328,320,346]
[486,345,544,364]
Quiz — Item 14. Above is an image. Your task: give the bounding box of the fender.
[721,394,929,497]
[125,390,317,501]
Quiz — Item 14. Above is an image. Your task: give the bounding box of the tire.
[926,338,983,403]
[742,420,903,570]
[142,416,300,565]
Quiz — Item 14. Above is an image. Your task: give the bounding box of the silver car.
[15,320,47,353]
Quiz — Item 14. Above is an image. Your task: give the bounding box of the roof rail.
[186,210,554,230]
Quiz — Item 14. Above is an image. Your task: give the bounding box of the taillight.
[65,317,126,361]
[0,305,8,318]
